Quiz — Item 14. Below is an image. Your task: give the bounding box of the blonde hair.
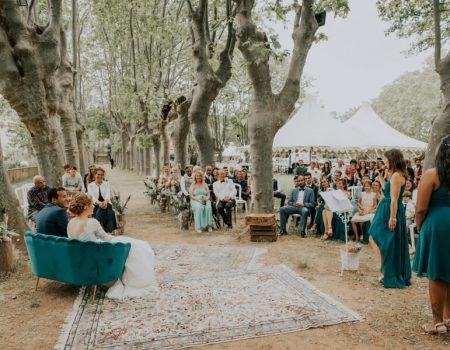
[69,192,92,216]
[193,170,204,184]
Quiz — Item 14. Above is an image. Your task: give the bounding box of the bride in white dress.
[67,192,158,299]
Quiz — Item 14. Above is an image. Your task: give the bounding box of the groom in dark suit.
[36,187,69,237]
[279,176,315,237]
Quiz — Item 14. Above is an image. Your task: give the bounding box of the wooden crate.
[245,214,276,226]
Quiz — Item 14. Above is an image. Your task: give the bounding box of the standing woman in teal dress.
[189,170,213,233]
[369,149,411,288]
[413,136,450,334]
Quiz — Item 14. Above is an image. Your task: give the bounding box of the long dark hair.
[384,149,406,177]
[435,135,450,187]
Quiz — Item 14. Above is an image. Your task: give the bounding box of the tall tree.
[372,60,441,142]
[186,0,236,166]
[0,135,29,237]
[170,95,192,167]
[236,0,348,213]
[377,0,450,169]
[0,0,75,185]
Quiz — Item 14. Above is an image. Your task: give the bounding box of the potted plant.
[0,219,19,272]
[111,192,131,235]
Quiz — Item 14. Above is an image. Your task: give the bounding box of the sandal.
[321,233,330,241]
[444,319,450,329]
[422,322,447,334]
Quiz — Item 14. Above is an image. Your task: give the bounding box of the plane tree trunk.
[236,0,318,213]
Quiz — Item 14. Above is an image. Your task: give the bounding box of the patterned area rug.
[56,244,361,350]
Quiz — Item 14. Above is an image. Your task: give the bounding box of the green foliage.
[372,59,441,141]
[376,0,450,53]
[82,109,111,140]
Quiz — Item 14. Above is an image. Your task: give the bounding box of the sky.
[277,0,431,114]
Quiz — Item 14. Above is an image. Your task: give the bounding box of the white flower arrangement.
[0,221,19,243]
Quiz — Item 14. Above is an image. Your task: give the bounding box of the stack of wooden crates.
[245,214,277,242]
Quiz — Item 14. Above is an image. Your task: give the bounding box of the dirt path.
[1,167,449,349]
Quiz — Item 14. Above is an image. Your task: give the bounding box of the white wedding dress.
[78,218,159,299]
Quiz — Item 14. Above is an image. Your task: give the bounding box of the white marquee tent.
[344,103,427,149]
[273,96,367,149]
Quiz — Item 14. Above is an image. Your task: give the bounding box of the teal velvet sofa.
[25,232,131,299]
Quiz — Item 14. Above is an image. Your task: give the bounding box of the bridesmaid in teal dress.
[369,149,411,288]
[189,170,213,233]
[412,136,450,334]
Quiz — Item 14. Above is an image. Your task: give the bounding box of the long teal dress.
[190,187,213,231]
[413,184,450,283]
[369,180,411,288]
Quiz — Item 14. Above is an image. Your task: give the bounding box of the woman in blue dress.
[189,170,213,233]
[413,136,450,334]
[369,149,411,288]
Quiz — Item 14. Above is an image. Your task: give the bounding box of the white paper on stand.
[319,190,354,213]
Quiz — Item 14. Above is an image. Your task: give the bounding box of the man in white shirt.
[180,166,194,201]
[332,159,346,176]
[213,169,236,229]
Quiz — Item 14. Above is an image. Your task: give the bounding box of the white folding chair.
[234,183,248,214]
[15,183,33,216]
[348,186,362,201]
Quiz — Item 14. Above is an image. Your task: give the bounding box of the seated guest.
[213,169,236,229]
[304,172,319,229]
[346,159,359,186]
[331,170,343,189]
[273,178,286,207]
[228,166,235,179]
[212,167,220,182]
[158,165,172,189]
[180,166,194,201]
[321,161,332,181]
[405,179,418,205]
[36,187,69,237]
[294,160,308,176]
[27,175,50,222]
[87,167,117,233]
[61,164,71,183]
[402,191,415,228]
[321,178,350,241]
[189,170,213,233]
[204,166,215,190]
[234,170,249,201]
[279,176,315,237]
[310,178,332,235]
[414,158,422,186]
[307,161,322,183]
[63,165,85,192]
[405,160,415,181]
[332,159,346,175]
[84,164,96,191]
[372,180,383,203]
[350,180,377,242]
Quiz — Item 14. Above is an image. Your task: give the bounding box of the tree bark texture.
[151,134,161,176]
[187,0,236,167]
[0,136,29,240]
[425,57,450,169]
[145,147,152,176]
[236,0,318,213]
[0,0,73,186]
[425,2,450,169]
[170,96,191,168]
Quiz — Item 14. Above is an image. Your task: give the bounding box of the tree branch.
[276,0,318,116]
[186,0,194,16]
[434,0,442,70]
